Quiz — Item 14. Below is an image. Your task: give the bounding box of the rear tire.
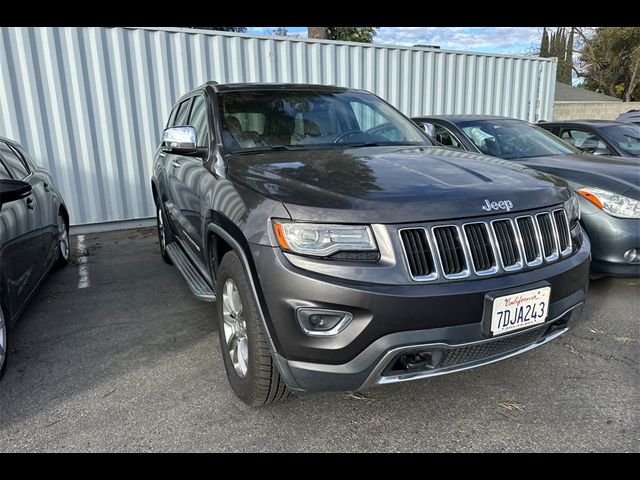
[156,203,173,265]
[216,251,290,406]
[54,212,70,269]
[1,306,8,379]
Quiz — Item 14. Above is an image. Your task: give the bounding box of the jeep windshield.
[217,89,431,154]
[458,119,580,159]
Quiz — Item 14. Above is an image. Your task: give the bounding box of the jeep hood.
[227,146,569,224]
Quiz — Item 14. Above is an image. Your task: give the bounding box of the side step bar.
[165,242,216,302]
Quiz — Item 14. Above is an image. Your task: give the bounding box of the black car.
[538,120,640,158]
[0,137,70,376]
[152,83,590,406]
[413,115,640,277]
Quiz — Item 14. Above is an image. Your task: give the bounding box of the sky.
[245,27,543,55]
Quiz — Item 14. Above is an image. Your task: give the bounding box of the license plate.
[490,286,551,336]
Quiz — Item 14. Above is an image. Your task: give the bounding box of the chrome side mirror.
[162,126,197,155]
[419,122,436,138]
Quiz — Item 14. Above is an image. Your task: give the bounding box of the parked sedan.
[0,137,70,376]
[616,109,640,125]
[412,116,640,277]
[538,120,640,158]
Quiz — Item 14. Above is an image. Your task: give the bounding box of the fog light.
[624,248,640,263]
[297,308,353,336]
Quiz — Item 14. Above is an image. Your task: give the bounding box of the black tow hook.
[399,353,429,371]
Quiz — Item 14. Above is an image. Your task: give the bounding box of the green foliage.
[577,27,640,101]
[540,28,549,56]
[326,27,378,43]
[539,27,574,84]
[195,27,247,33]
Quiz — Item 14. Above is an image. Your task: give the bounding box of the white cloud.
[374,27,543,55]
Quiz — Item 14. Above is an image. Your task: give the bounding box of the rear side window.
[0,159,11,179]
[188,96,210,147]
[173,98,192,127]
[0,141,30,179]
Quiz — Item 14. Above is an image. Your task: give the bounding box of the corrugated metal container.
[0,27,557,226]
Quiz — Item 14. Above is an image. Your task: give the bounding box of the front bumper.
[581,211,640,277]
[251,234,591,392]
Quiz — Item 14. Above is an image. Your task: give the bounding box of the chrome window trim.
[462,221,499,276]
[397,227,439,282]
[515,215,543,267]
[490,218,524,272]
[431,224,471,280]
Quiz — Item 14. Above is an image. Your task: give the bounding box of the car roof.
[206,82,353,93]
[540,119,627,128]
[412,114,520,123]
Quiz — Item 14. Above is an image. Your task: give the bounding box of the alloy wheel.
[157,206,166,250]
[222,278,249,378]
[58,214,69,260]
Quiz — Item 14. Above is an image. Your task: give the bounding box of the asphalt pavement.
[0,227,638,452]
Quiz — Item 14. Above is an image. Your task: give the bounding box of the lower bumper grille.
[439,326,543,368]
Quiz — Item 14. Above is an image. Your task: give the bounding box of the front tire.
[216,251,290,406]
[156,204,173,265]
[1,306,8,379]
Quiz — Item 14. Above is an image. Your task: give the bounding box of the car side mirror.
[418,122,437,138]
[162,126,201,156]
[0,179,32,206]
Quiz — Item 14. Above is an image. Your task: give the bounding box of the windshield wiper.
[231,145,295,155]
[514,144,530,159]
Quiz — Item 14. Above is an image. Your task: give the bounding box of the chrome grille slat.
[432,225,469,279]
[553,209,572,256]
[536,212,559,261]
[399,207,572,282]
[463,222,497,275]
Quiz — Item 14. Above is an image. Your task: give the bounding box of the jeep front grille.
[537,212,558,261]
[399,228,436,280]
[432,226,467,278]
[399,207,573,281]
[553,209,572,255]
[463,223,496,274]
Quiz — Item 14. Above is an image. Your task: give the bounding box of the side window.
[166,104,179,128]
[173,98,193,127]
[188,96,210,148]
[0,141,30,179]
[433,124,464,149]
[560,128,610,153]
[0,159,11,179]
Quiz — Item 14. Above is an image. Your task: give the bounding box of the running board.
[165,242,216,302]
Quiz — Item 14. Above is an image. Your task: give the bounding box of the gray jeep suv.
[151,83,590,406]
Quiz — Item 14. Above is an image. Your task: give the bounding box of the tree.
[539,27,574,84]
[575,27,640,102]
[307,27,378,43]
[270,27,299,38]
[540,28,549,57]
[191,27,247,33]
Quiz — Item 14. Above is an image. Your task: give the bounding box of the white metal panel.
[0,26,557,226]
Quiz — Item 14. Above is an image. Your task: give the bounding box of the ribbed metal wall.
[0,27,557,226]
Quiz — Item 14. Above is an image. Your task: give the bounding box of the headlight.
[272,220,377,257]
[564,191,581,222]
[576,187,640,219]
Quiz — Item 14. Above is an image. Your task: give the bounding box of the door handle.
[172,161,181,168]
[26,196,34,210]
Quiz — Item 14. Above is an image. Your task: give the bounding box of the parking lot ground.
[0,227,638,452]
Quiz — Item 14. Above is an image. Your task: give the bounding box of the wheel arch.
[205,218,300,390]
